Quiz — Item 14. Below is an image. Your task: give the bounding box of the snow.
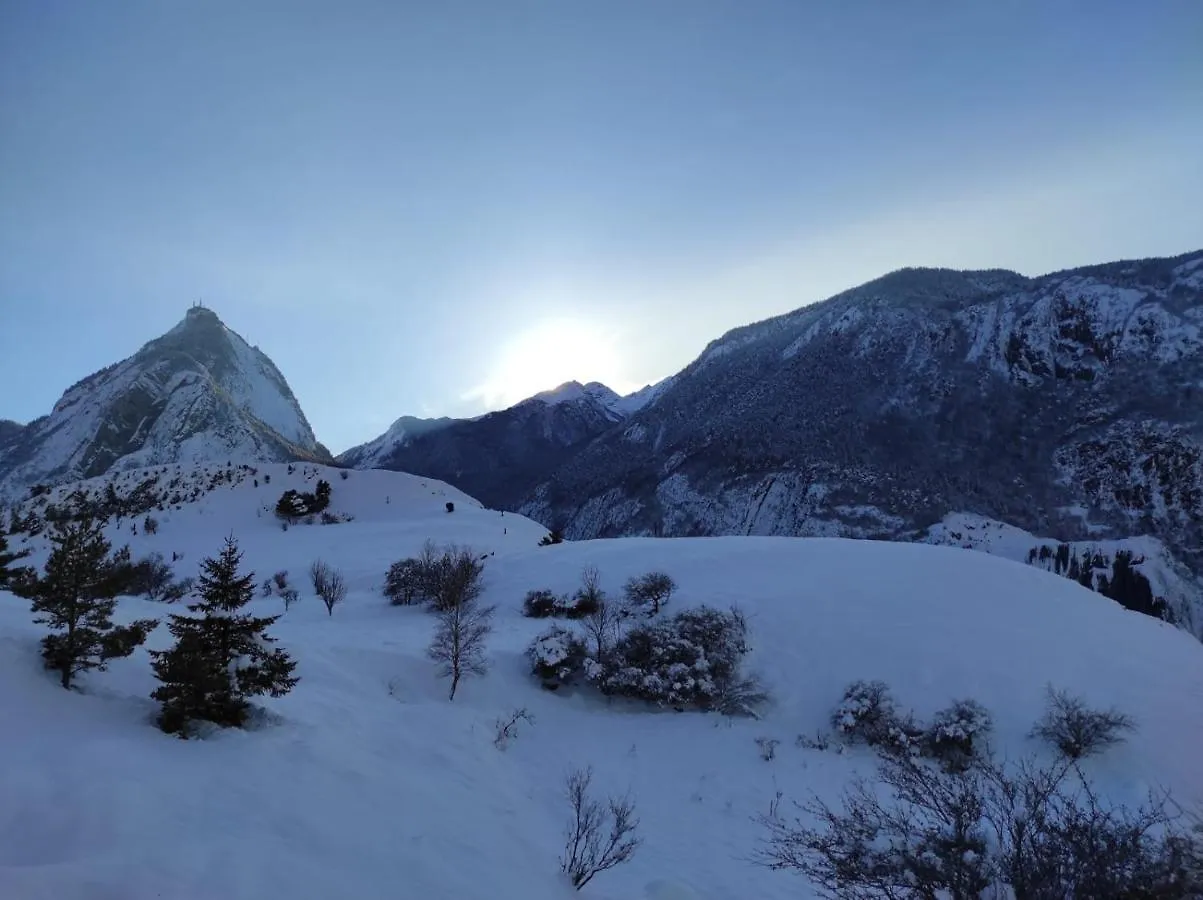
[612,377,676,416]
[3,465,1203,899]
[530,381,622,410]
[924,512,1203,637]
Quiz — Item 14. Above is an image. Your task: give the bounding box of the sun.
[470,318,628,410]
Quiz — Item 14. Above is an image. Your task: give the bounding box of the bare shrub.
[756,751,1203,899]
[1030,684,1135,760]
[493,707,534,750]
[713,672,770,719]
[272,570,289,592]
[622,570,676,617]
[796,730,831,752]
[428,591,495,700]
[560,767,641,890]
[755,737,780,761]
[571,565,605,618]
[160,576,194,603]
[280,586,300,611]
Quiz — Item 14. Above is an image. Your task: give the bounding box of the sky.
[1,1,1201,454]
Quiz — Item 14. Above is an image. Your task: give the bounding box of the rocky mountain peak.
[0,306,327,500]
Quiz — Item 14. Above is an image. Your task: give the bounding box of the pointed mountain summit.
[0,306,328,497]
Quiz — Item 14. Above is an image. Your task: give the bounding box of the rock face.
[0,306,328,498]
[515,252,1203,578]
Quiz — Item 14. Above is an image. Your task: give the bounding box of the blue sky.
[2,1,1200,453]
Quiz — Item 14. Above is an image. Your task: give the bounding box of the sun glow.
[465,318,630,411]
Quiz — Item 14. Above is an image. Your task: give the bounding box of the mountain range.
[3,252,1201,620]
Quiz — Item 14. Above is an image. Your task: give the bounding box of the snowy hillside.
[3,464,1202,899]
[925,512,1203,638]
[0,307,327,502]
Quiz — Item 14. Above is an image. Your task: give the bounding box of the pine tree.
[150,536,298,736]
[0,529,31,589]
[28,518,158,690]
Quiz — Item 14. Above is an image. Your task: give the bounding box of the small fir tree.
[150,536,298,736]
[28,518,158,689]
[0,529,32,588]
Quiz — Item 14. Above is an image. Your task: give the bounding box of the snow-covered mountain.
[338,379,672,511]
[0,306,328,500]
[520,252,1203,582]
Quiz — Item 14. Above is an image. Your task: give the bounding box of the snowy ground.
[2,464,1202,899]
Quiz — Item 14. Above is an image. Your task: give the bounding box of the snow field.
[2,464,1202,899]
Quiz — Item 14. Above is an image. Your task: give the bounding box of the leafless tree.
[428,592,494,700]
[580,594,622,664]
[622,571,676,616]
[427,543,485,612]
[310,559,346,616]
[560,766,641,890]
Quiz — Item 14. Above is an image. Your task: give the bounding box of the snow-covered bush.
[831,680,902,747]
[274,480,331,522]
[522,587,598,619]
[925,699,993,771]
[596,605,755,711]
[527,626,588,690]
[1031,685,1135,760]
[523,588,565,618]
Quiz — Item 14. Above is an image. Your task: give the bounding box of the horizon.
[2,1,1201,452]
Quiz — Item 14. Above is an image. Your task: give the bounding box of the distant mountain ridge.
[0,306,329,499]
[337,379,670,510]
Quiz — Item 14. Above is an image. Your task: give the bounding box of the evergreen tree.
[0,529,31,589]
[313,479,331,511]
[28,518,158,689]
[150,536,298,736]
